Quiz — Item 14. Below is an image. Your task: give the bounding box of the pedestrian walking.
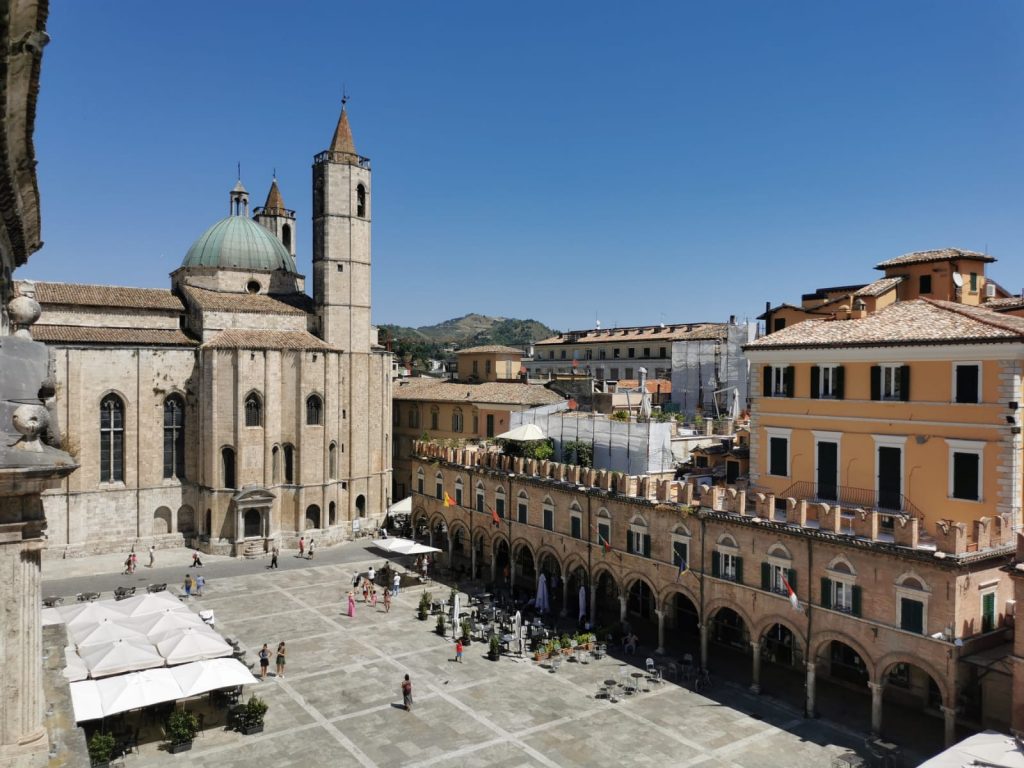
[367,565,376,583]
[275,641,286,679]
[362,580,369,603]
[347,590,356,618]
[392,572,401,596]
[383,588,391,613]
[298,537,305,558]
[122,553,132,576]
[195,574,205,597]
[258,644,270,680]
[270,547,279,569]
[307,538,315,559]
[131,551,138,573]
[401,674,413,711]
[191,550,203,567]
[370,586,378,609]
[147,545,155,568]
[183,573,192,598]
[454,639,463,663]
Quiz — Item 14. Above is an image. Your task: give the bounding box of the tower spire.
[329,96,357,156]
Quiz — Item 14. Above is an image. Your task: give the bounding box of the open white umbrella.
[81,638,164,678]
[72,617,148,649]
[114,591,188,618]
[579,585,587,622]
[60,601,127,631]
[69,680,103,722]
[495,423,546,441]
[536,573,549,614]
[97,668,182,717]
[130,608,205,643]
[170,658,259,698]
[157,626,233,665]
[62,647,89,683]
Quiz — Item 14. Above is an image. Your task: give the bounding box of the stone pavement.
[45,547,864,767]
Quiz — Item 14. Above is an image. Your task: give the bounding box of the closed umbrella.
[579,585,587,623]
[451,593,460,639]
[536,573,549,614]
[97,668,182,717]
[81,638,164,678]
[170,658,259,698]
[157,626,233,665]
[73,617,147,649]
[513,611,522,656]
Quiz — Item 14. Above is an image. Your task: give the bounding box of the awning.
[170,657,259,698]
[156,626,233,665]
[495,423,546,441]
[386,496,412,519]
[918,730,1024,767]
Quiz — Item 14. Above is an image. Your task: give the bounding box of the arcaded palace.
[16,106,393,556]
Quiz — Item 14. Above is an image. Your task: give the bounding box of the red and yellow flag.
[443,492,455,508]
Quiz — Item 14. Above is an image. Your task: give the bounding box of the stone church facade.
[17,107,393,556]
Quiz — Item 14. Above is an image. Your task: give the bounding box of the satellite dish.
[952,272,964,288]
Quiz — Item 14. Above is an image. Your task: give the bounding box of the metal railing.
[778,481,925,521]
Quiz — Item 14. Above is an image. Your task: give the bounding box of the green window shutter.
[835,366,845,400]
[762,366,772,397]
[643,534,651,558]
[761,561,771,591]
[820,577,832,609]
[784,366,795,397]
[788,569,797,593]
[870,365,881,401]
[900,365,911,402]
[851,586,862,617]
[735,557,743,584]
[809,366,820,399]
[711,550,721,577]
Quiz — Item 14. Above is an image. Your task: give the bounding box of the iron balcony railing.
[776,481,925,524]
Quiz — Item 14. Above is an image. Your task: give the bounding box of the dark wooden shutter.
[955,365,979,404]
[899,365,911,402]
[735,557,744,584]
[820,577,832,609]
[809,366,820,399]
[953,452,980,500]
[834,366,845,400]
[762,366,772,397]
[784,366,795,397]
[643,534,651,558]
[761,561,771,591]
[851,586,862,617]
[870,365,881,401]
[711,550,721,577]
[787,569,797,594]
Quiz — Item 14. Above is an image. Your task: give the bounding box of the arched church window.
[452,407,464,433]
[244,392,262,427]
[100,394,125,483]
[329,442,337,479]
[356,184,366,218]
[306,394,323,426]
[221,446,236,489]
[283,444,295,484]
[163,395,185,480]
[282,223,292,251]
[272,445,280,484]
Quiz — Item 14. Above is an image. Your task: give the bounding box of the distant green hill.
[379,314,555,367]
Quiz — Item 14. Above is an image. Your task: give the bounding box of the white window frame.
[812,430,842,496]
[947,439,984,502]
[826,556,857,614]
[671,525,691,568]
[765,427,792,478]
[818,364,840,399]
[766,544,791,595]
[569,504,583,539]
[628,515,649,556]
[880,363,903,400]
[895,572,930,634]
[770,365,790,396]
[952,362,982,404]
[716,535,739,581]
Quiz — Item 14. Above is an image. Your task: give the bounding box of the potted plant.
[488,634,501,661]
[417,591,431,621]
[550,640,561,657]
[460,618,472,645]
[237,695,268,735]
[436,612,446,636]
[560,635,573,655]
[88,731,116,767]
[166,709,199,753]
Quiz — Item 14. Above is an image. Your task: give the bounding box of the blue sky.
[26,1,1024,330]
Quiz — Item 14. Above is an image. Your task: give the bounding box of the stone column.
[589,583,597,627]
[490,551,496,583]
[655,609,666,655]
[560,577,569,618]
[510,556,516,590]
[700,621,709,668]
[471,542,477,582]
[618,595,627,623]
[447,534,454,566]
[750,642,762,693]
[868,681,883,736]
[941,705,957,747]
[805,661,817,718]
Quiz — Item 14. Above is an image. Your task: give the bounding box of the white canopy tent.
[128,608,206,643]
[72,617,148,649]
[62,646,89,683]
[156,626,233,666]
[918,731,1024,767]
[113,590,187,618]
[495,423,546,441]
[385,496,412,519]
[80,638,165,678]
[70,681,103,722]
[98,668,181,717]
[170,657,259,698]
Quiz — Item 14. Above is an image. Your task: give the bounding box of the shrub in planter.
[88,731,116,766]
[166,709,199,752]
[435,613,446,636]
[488,634,501,660]
[238,695,269,735]
[460,618,472,644]
[417,591,431,621]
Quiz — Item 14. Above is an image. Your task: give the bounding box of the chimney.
[851,298,868,319]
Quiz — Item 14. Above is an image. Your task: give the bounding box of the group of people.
[257,642,287,680]
[121,544,159,574]
[182,572,205,598]
[297,537,315,559]
[345,564,402,618]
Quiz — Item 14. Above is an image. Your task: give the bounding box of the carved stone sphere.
[13,404,49,439]
[7,295,41,326]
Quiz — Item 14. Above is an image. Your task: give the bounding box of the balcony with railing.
[778,481,926,527]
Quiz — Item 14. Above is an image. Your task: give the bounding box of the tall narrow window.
[329,442,337,479]
[272,445,280,484]
[244,393,262,427]
[282,223,292,251]
[221,446,236,489]
[356,184,366,217]
[306,394,323,426]
[283,444,295,484]
[162,395,185,479]
[100,394,125,482]
[452,408,464,433]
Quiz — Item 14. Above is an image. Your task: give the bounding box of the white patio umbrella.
[130,608,205,643]
[157,626,233,665]
[579,585,587,622]
[451,593,461,639]
[495,423,546,441]
[97,668,182,717]
[535,573,549,614]
[62,647,89,683]
[81,638,164,678]
[114,591,188,618]
[69,680,103,722]
[60,601,127,631]
[170,658,259,698]
[72,617,148,649]
[42,607,63,627]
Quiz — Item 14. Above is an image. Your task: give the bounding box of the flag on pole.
[781,573,800,612]
[598,533,612,555]
[443,492,455,508]
[488,504,501,528]
[676,556,688,582]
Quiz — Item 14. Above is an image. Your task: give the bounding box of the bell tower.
[253,176,297,257]
[312,101,372,352]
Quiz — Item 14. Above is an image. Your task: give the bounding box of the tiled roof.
[536,323,727,346]
[746,299,1024,350]
[874,248,995,270]
[393,378,564,406]
[201,329,334,351]
[182,286,312,315]
[456,345,524,355]
[31,326,196,346]
[984,297,1024,312]
[27,281,184,311]
[615,379,672,394]
[855,276,904,297]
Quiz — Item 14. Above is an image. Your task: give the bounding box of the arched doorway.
[513,543,535,591]
[537,552,561,611]
[757,623,804,703]
[566,565,588,626]
[813,639,873,736]
[707,607,751,684]
[432,520,449,558]
[177,505,195,535]
[305,504,321,530]
[625,578,657,646]
[413,512,429,543]
[450,525,468,576]
[355,494,366,517]
[153,506,172,536]
[594,570,620,627]
[670,591,700,654]
[493,539,510,587]
[243,509,261,538]
[880,660,945,753]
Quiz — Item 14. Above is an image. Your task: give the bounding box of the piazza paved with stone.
[43,544,862,767]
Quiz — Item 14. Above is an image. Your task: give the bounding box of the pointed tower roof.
[264,178,285,210]
[330,107,357,155]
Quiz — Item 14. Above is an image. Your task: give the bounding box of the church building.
[15,106,393,556]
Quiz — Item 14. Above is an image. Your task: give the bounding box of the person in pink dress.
[347,590,356,618]
[370,586,378,609]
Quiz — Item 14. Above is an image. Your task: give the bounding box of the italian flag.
[782,574,800,612]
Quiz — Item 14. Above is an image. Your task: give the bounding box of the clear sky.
[25,1,1024,330]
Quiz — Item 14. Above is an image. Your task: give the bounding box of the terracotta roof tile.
[746,299,1024,350]
[615,379,672,394]
[984,297,1024,312]
[27,281,183,311]
[182,286,312,315]
[456,345,524,355]
[393,378,564,406]
[854,276,904,297]
[201,329,334,351]
[536,323,727,346]
[31,326,196,346]
[874,248,995,270]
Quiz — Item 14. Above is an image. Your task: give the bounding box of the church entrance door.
[243,509,262,538]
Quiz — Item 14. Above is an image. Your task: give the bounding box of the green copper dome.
[182,215,297,273]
